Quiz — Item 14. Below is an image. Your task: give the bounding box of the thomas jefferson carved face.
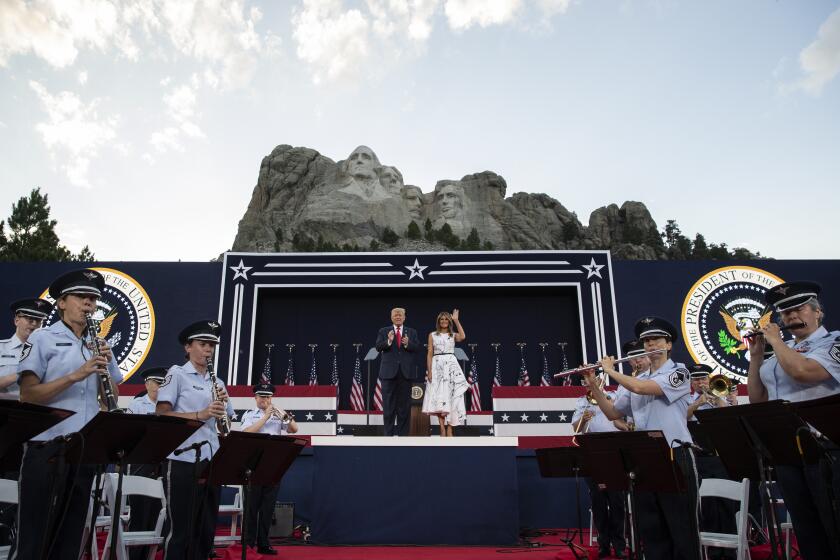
[402,186,423,219]
[379,166,403,192]
[435,183,463,219]
[346,146,378,180]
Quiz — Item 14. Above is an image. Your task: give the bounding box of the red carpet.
[88,527,792,560]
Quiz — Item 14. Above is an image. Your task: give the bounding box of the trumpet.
[699,374,736,404]
[553,348,667,379]
[270,407,294,422]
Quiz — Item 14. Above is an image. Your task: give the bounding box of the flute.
[743,322,806,339]
[553,349,667,379]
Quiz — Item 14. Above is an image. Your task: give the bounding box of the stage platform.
[311,436,519,545]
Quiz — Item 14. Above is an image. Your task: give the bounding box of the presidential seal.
[41,267,156,382]
[681,266,784,381]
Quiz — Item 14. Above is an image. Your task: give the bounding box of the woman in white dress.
[422,309,469,437]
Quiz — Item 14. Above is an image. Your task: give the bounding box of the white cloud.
[78,70,89,84]
[1,1,268,89]
[150,82,204,153]
[291,0,371,85]
[791,7,840,95]
[29,80,117,188]
[444,0,522,31]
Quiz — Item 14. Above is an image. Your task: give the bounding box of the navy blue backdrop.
[1,257,838,412]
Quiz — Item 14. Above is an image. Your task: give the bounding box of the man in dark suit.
[375,307,419,436]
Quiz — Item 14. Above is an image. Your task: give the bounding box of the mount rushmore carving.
[231,144,666,259]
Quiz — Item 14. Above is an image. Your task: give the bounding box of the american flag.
[349,347,365,411]
[260,345,273,385]
[493,346,502,387]
[540,344,551,387]
[308,345,318,386]
[468,346,482,412]
[373,378,383,411]
[330,346,339,390]
[284,345,295,386]
[517,345,530,387]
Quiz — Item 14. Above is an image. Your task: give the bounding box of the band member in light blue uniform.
[0,298,51,398]
[11,269,122,560]
[748,281,840,560]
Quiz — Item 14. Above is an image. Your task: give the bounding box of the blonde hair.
[435,311,454,336]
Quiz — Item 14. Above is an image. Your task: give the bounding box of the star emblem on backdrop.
[582,258,604,279]
[230,259,252,281]
[405,258,428,280]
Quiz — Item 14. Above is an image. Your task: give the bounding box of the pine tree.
[0,188,95,262]
[382,227,399,247]
[405,221,421,240]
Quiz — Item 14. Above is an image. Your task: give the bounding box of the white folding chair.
[0,479,17,560]
[699,478,751,560]
[80,474,131,560]
[214,485,243,545]
[101,474,166,560]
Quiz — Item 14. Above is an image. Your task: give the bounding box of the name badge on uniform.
[56,343,72,347]
[192,385,206,391]
[1,354,15,358]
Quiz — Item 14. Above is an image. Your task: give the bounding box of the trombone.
[553,348,667,379]
[700,374,735,404]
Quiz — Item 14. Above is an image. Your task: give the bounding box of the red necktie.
[396,327,402,348]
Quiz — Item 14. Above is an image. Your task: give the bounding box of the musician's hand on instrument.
[599,355,616,373]
[697,393,709,405]
[582,410,594,422]
[207,401,226,419]
[726,394,738,406]
[73,355,109,381]
[762,323,783,345]
[97,340,114,362]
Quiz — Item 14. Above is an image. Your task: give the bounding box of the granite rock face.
[231,144,665,257]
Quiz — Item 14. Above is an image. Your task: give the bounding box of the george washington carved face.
[345,145,379,180]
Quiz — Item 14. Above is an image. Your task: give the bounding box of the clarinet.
[85,312,121,412]
[206,356,231,437]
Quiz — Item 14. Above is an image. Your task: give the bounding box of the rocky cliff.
[231,144,667,258]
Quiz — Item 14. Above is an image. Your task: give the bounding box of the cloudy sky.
[1,0,839,261]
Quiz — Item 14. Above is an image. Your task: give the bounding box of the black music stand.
[203,431,307,560]
[0,400,74,472]
[535,446,588,558]
[68,411,202,560]
[793,393,840,447]
[578,430,685,560]
[687,422,717,456]
[696,400,811,560]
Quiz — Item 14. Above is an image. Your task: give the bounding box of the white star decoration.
[337,426,344,433]
[539,413,548,422]
[324,412,333,420]
[559,413,567,421]
[501,413,510,422]
[582,258,604,279]
[405,258,428,280]
[230,259,252,281]
[305,412,314,420]
[489,427,494,435]
[520,413,529,422]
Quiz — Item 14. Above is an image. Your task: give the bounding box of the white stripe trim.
[253,271,405,276]
[439,261,571,266]
[494,424,573,436]
[595,282,607,361]
[311,436,517,447]
[591,283,602,359]
[427,270,582,275]
[492,397,579,411]
[265,263,393,268]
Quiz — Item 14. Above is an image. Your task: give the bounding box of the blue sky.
[1,0,839,261]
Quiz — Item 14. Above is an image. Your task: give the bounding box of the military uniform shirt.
[158,361,236,463]
[0,333,24,397]
[17,320,122,441]
[759,326,840,402]
[128,393,157,415]
[687,391,718,422]
[571,391,620,433]
[239,408,290,436]
[613,359,692,445]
